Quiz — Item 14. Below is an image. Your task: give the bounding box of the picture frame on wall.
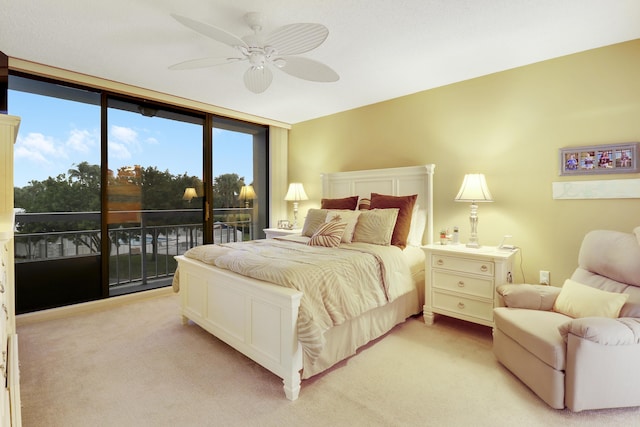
[559,143,639,175]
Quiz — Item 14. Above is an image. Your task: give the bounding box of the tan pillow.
[352,208,399,246]
[301,209,328,237]
[369,193,417,249]
[553,279,629,318]
[307,220,347,248]
[320,196,359,210]
[325,210,361,243]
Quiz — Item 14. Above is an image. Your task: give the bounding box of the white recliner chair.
[493,229,640,412]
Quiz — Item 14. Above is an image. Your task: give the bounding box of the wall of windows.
[8,72,269,312]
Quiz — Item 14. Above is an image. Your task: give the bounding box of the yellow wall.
[289,39,640,286]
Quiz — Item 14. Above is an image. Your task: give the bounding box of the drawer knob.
[457,281,465,287]
[457,302,465,309]
[480,265,488,272]
[436,259,444,266]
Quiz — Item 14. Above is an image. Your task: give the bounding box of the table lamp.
[454,174,493,248]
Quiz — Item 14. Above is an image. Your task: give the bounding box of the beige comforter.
[174,239,413,363]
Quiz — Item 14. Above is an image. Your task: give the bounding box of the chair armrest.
[559,317,640,345]
[496,284,561,310]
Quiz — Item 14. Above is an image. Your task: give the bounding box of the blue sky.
[9,89,253,188]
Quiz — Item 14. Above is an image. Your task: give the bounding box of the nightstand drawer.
[432,291,493,322]
[431,255,494,277]
[432,270,494,298]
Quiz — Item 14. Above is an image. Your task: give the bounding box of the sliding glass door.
[211,117,268,243]
[9,75,102,312]
[106,98,204,296]
[8,72,269,311]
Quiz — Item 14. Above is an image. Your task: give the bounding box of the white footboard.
[175,255,304,400]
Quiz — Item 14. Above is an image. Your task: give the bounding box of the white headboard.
[321,165,435,245]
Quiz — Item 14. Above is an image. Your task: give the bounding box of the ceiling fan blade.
[171,13,247,48]
[266,23,328,55]
[243,67,273,93]
[278,57,339,82]
[168,57,243,70]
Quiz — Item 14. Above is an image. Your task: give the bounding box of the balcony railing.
[14,208,254,290]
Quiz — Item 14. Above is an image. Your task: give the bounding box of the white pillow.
[407,204,426,246]
[553,279,629,318]
[325,209,361,243]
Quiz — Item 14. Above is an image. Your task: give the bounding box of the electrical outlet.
[539,270,550,285]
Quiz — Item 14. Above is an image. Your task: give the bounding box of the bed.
[173,164,435,400]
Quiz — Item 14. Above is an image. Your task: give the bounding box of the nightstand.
[422,244,517,327]
[263,227,303,239]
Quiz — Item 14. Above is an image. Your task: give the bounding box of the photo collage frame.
[559,142,639,176]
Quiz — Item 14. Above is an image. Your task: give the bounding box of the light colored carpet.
[17,293,640,427]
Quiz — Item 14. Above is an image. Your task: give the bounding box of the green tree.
[213,173,245,209]
[68,161,101,189]
[14,163,248,256]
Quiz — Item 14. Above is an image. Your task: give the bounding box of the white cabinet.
[263,228,302,239]
[0,114,22,427]
[423,244,516,327]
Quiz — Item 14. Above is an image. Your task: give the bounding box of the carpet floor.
[17,293,640,426]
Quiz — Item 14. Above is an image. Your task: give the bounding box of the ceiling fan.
[169,12,340,94]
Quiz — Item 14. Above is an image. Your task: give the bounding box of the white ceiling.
[2,0,640,125]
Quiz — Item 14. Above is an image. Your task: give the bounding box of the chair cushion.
[553,279,629,319]
[571,269,640,318]
[494,307,570,371]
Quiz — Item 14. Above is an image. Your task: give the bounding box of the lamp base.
[466,202,480,249]
[292,201,299,229]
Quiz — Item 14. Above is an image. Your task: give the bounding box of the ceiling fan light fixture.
[170,11,339,93]
[248,52,265,67]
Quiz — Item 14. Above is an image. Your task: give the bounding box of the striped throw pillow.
[308,220,347,247]
[358,198,371,210]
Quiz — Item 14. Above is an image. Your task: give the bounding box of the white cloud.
[108,141,132,160]
[146,137,159,145]
[111,125,138,144]
[14,145,51,165]
[14,132,67,164]
[66,128,96,153]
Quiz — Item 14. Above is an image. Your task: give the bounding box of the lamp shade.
[454,174,493,202]
[182,187,198,201]
[284,183,309,201]
[238,185,257,201]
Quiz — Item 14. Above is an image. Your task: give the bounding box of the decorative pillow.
[352,208,399,246]
[301,209,329,237]
[307,219,347,247]
[553,279,629,318]
[321,196,359,210]
[325,210,361,243]
[369,193,418,249]
[358,198,371,210]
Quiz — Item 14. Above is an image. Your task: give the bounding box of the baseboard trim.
[16,287,175,326]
